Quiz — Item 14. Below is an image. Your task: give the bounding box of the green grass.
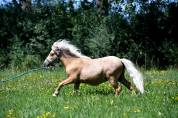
[0,68,177,118]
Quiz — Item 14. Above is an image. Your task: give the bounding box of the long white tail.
[120,58,144,94]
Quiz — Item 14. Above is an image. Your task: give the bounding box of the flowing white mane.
[52,40,90,59]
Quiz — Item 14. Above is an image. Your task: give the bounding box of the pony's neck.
[59,49,90,67]
[59,52,78,67]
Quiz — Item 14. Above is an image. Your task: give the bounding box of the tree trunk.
[96,0,113,15]
[20,0,32,11]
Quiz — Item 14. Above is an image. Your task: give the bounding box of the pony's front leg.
[53,77,74,96]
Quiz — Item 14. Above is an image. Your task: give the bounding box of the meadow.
[0,68,177,118]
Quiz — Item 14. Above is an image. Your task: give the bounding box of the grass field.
[0,68,177,118]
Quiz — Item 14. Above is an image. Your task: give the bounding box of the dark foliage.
[0,1,177,69]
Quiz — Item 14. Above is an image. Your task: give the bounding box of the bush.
[0,2,178,69]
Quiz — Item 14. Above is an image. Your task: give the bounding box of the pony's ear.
[56,48,61,51]
[57,39,64,42]
[58,39,68,42]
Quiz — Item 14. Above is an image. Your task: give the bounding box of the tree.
[20,0,32,11]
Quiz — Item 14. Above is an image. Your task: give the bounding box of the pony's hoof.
[52,93,58,97]
[131,90,137,95]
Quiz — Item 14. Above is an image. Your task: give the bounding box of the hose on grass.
[0,67,47,84]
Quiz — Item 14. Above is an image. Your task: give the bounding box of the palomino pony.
[43,40,144,96]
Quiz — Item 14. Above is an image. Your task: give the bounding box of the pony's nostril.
[42,63,47,67]
[43,60,49,67]
[43,63,47,67]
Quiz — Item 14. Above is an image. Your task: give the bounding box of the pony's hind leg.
[109,76,122,96]
[118,72,133,91]
[73,82,80,94]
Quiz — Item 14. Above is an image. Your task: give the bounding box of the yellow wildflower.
[133,108,141,113]
[64,106,70,110]
[6,109,16,118]
[37,112,55,118]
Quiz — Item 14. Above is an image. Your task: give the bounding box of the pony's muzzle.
[43,59,55,68]
[43,59,50,67]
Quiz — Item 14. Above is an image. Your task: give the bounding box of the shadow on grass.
[86,89,114,95]
[67,89,115,96]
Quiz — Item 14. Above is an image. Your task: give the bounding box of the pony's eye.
[50,53,54,56]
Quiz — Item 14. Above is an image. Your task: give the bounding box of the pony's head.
[43,40,62,67]
[43,39,88,67]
